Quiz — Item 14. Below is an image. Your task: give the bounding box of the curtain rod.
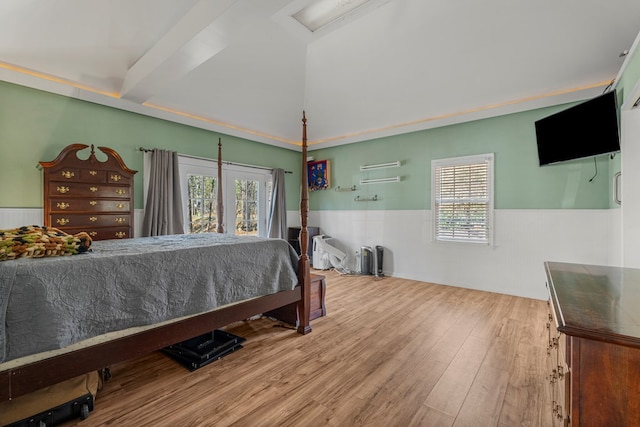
[138,147,292,174]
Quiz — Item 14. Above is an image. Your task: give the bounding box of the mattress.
[0,233,298,363]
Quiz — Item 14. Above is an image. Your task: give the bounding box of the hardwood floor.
[62,271,553,427]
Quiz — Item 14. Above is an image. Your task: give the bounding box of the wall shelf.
[335,185,356,192]
[355,195,378,202]
[360,176,400,185]
[360,161,400,171]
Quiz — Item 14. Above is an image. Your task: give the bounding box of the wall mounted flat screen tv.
[535,91,620,166]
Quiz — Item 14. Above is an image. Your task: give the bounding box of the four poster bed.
[0,113,313,402]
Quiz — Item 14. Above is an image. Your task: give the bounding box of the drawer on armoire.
[107,171,132,185]
[48,183,131,198]
[58,226,132,241]
[49,214,130,228]
[49,199,131,213]
[48,168,80,182]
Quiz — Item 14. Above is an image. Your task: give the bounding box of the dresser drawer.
[59,226,132,241]
[107,171,131,185]
[48,183,131,198]
[48,168,81,182]
[49,199,131,213]
[86,227,131,240]
[50,168,133,184]
[49,213,130,228]
[51,167,110,182]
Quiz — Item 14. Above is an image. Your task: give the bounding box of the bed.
[0,112,313,401]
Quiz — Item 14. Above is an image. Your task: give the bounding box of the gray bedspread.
[0,233,299,363]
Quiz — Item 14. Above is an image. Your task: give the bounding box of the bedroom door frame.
[223,165,271,237]
[174,155,272,237]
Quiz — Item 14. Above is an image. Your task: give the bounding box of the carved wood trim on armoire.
[39,144,137,240]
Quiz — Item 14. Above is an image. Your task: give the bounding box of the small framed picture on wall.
[307,160,330,191]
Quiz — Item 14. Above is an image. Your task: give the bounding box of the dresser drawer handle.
[89,170,97,176]
[90,217,98,222]
[61,171,74,179]
[56,218,70,226]
[90,186,98,192]
[90,201,97,206]
[89,231,98,237]
[116,203,125,209]
[115,217,127,224]
[57,202,70,210]
[115,189,127,195]
[111,174,122,182]
[56,186,70,194]
[557,365,564,380]
[115,231,126,238]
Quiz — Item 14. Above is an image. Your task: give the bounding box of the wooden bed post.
[297,111,312,334]
[217,138,224,234]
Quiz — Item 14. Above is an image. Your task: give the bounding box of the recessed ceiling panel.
[0,0,638,148]
[292,0,371,32]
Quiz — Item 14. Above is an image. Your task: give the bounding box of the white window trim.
[431,153,494,245]
[224,166,271,237]
[175,155,272,237]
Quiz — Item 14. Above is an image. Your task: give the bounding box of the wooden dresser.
[544,261,640,426]
[39,144,137,240]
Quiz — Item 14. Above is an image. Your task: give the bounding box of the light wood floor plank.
[453,364,510,426]
[498,341,551,427]
[58,271,552,427]
[424,335,492,417]
[409,405,455,427]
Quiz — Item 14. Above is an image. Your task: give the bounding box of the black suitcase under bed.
[161,330,245,371]
[4,394,94,427]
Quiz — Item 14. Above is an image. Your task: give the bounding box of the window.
[177,156,272,237]
[233,177,259,236]
[432,153,494,244]
[234,177,271,236]
[187,174,219,233]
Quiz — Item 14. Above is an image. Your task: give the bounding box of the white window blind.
[432,154,494,244]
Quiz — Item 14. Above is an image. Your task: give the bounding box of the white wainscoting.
[2,207,617,300]
[0,208,44,228]
[297,209,617,300]
[622,107,640,268]
[607,208,622,267]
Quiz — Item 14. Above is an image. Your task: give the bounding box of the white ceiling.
[0,0,639,150]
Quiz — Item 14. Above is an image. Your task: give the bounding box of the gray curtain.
[142,149,184,236]
[267,168,287,239]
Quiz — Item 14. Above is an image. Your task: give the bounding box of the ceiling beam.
[120,0,235,103]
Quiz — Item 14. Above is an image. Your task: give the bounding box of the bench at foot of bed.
[266,273,326,326]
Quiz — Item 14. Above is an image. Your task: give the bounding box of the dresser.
[39,144,137,240]
[544,261,640,426]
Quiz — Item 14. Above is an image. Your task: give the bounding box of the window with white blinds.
[432,154,494,244]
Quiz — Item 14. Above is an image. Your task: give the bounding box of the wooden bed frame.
[0,112,312,401]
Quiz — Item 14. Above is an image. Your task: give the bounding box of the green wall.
[0,81,302,210]
[1,70,630,214]
[308,105,615,210]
